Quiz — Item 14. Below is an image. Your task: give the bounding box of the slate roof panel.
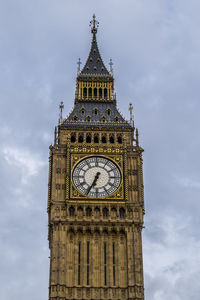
[61,102,132,129]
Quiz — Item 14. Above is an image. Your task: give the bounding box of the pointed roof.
[79,15,111,77]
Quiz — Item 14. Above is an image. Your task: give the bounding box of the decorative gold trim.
[70,147,123,153]
[70,154,124,200]
[66,151,125,202]
[67,200,126,204]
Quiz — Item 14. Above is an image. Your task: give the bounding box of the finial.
[90,14,99,34]
[59,101,64,125]
[109,59,113,75]
[77,58,82,74]
[129,103,134,127]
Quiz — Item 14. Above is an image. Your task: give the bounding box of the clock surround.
[72,156,122,198]
[68,151,126,202]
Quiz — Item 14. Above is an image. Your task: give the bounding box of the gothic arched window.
[114,116,119,122]
[94,108,98,115]
[73,115,78,121]
[102,116,106,123]
[86,207,92,217]
[102,135,107,143]
[78,134,83,143]
[69,206,75,217]
[103,207,109,217]
[94,134,99,143]
[94,88,97,97]
[117,135,122,144]
[110,135,114,144]
[81,108,85,115]
[83,88,87,97]
[119,208,125,218]
[86,115,91,122]
[99,88,102,98]
[89,88,92,97]
[86,134,91,143]
[107,109,111,116]
[71,133,76,143]
[104,88,107,99]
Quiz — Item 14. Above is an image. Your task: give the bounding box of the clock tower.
[48,15,145,300]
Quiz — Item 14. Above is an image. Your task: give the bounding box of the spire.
[80,14,110,76]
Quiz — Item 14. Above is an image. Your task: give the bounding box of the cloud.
[173,175,200,189]
[0,0,200,299]
[2,146,46,185]
[144,215,200,300]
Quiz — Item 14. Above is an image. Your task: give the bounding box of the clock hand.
[86,172,100,195]
[92,172,101,187]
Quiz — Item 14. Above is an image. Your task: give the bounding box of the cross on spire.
[90,14,99,34]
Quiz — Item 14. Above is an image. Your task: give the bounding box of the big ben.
[48,15,145,300]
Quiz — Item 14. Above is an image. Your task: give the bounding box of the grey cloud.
[0,0,200,299]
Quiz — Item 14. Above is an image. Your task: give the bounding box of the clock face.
[72,156,121,198]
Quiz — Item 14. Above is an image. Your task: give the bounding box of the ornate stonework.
[48,15,145,300]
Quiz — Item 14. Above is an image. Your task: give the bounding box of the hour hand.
[92,172,101,187]
[86,172,100,194]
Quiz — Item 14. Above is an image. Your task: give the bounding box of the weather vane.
[77,58,82,74]
[90,14,99,33]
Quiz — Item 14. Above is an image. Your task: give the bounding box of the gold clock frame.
[66,147,127,203]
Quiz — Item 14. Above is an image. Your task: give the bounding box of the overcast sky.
[0,1,200,299]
